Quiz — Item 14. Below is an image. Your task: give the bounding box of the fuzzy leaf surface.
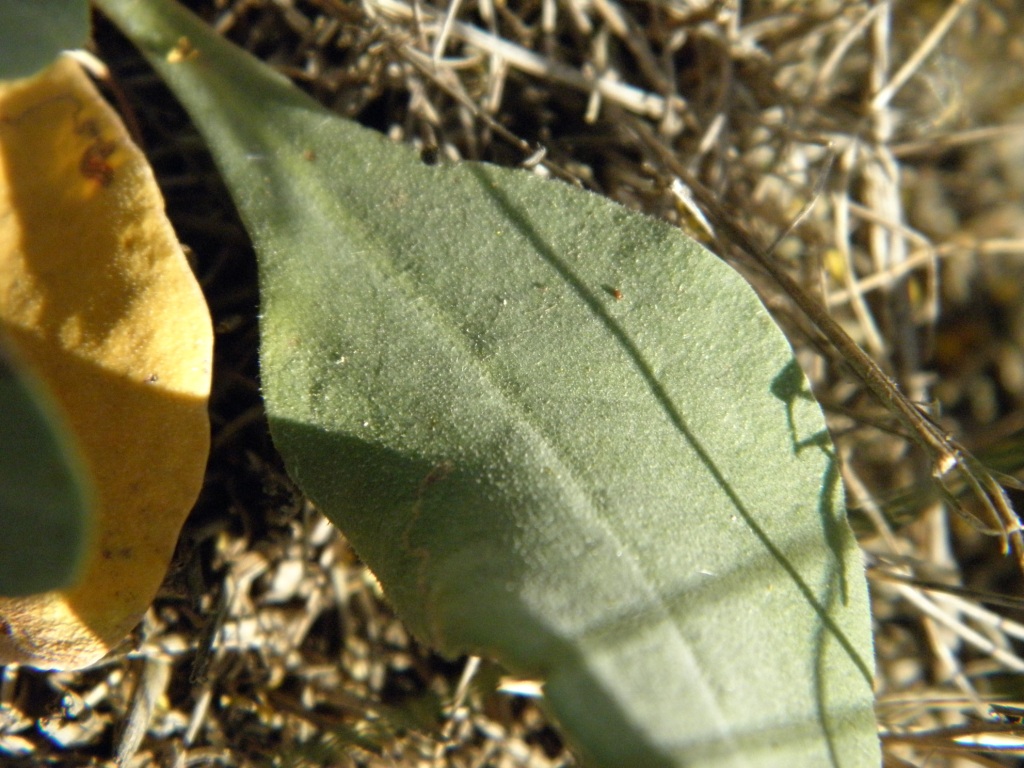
[0,0,89,79]
[98,1,880,764]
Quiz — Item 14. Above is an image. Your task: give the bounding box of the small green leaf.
[0,0,89,80]
[0,342,92,596]
[98,1,881,764]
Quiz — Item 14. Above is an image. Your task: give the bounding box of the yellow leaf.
[0,57,212,669]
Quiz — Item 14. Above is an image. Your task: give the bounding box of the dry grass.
[3,0,1024,766]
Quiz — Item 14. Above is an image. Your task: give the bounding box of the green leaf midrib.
[222,96,873,683]
[249,116,713,658]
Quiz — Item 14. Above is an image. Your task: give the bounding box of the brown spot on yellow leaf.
[0,57,213,670]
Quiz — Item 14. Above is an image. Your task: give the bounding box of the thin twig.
[892,123,1024,158]
[870,0,977,111]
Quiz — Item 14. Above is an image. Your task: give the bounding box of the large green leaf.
[0,0,89,79]
[0,342,92,596]
[97,1,880,764]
